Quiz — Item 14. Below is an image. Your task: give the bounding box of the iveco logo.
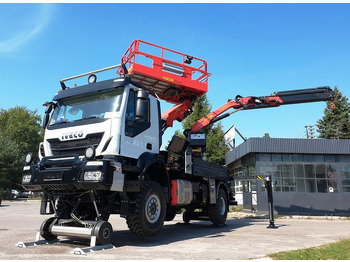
[61,131,84,140]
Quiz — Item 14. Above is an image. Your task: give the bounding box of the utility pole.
[309,125,314,139]
[305,125,315,139]
[305,125,309,139]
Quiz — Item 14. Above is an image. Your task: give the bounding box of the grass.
[229,205,243,212]
[268,239,350,260]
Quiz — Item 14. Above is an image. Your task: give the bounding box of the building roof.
[225,138,350,164]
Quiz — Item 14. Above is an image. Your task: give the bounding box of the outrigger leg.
[265,176,277,229]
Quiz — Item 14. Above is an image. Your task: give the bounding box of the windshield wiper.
[73,115,101,122]
[49,119,70,126]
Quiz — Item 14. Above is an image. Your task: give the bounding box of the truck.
[21,40,335,246]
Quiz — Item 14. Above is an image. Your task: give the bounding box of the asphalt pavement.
[0,200,349,260]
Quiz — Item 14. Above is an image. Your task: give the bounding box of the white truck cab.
[42,77,160,161]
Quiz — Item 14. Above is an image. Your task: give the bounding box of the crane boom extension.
[190,86,335,133]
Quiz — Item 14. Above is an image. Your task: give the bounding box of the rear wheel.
[182,210,191,224]
[165,205,176,221]
[208,188,228,225]
[126,182,166,236]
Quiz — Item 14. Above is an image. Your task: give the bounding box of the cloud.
[0,4,53,54]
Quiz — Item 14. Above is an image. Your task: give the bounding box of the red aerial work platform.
[118,40,210,104]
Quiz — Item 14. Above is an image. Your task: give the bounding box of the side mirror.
[42,114,50,129]
[42,102,54,129]
[44,103,53,114]
[135,89,149,121]
[137,89,149,100]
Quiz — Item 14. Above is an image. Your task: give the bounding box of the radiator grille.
[47,132,104,156]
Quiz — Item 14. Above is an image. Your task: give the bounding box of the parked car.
[10,190,30,198]
[11,189,19,198]
[19,191,30,198]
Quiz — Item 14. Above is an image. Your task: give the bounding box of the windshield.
[49,88,123,126]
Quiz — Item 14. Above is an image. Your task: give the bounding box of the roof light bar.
[60,64,123,84]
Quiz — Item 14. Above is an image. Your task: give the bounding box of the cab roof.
[52,77,131,101]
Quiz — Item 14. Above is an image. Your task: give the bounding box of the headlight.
[39,143,45,158]
[85,146,95,160]
[22,175,32,183]
[83,171,103,181]
[25,153,33,165]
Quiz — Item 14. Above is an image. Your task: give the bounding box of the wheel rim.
[145,193,161,224]
[102,227,111,240]
[219,197,226,216]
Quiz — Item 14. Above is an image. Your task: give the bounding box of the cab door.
[120,88,160,159]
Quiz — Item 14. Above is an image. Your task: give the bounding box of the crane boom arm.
[161,99,195,133]
[191,86,335,133]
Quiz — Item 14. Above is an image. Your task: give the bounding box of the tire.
[165,205,176,221]
[182,211,191,224]
[93,221,113,245]
[126,182,166,236]
[40,217,58,241]
[208,188,228,225]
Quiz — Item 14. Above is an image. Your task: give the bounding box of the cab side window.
[125,90,150,137]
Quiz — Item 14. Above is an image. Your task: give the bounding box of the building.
[225,138,350,215]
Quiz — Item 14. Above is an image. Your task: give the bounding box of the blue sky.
[0,3,349,147]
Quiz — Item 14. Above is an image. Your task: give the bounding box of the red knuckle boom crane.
[121,40,335,136]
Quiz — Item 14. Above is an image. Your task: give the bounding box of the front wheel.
[126,182,166,236]
[208,188,228,225]
[93,221,113,245]
[40,217,57,241]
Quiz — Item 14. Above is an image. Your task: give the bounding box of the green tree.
[182,95,212,133]
[0,136,22,191]
[206,123,228,164]
[316,86,350,139]
[263,133,271,138]
[0,106,43,191]
[0,106,43,159]
[174,95,229,165]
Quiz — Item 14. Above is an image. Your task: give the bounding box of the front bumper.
[22,155,113,192]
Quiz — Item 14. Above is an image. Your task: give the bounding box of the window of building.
[296,179,306,192]
[292,154,304,162]
[257,162,341,194]
[235,181,243,193]
[282,154,293,162]
[314,155,325,162]
[305,179,317,193]
[242,153,256,166]
[271,154,282,162]
[303,154,314,162]
[341,164,350,193]
[325,155,336,163]
[294,164,304,178]
[281,164,296,192]
[326,164,339,193]
[339,155,350,162]
[240,152,350,194]
[304,164,315,178]
[258,153,271,162]
[315,165,327,193]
